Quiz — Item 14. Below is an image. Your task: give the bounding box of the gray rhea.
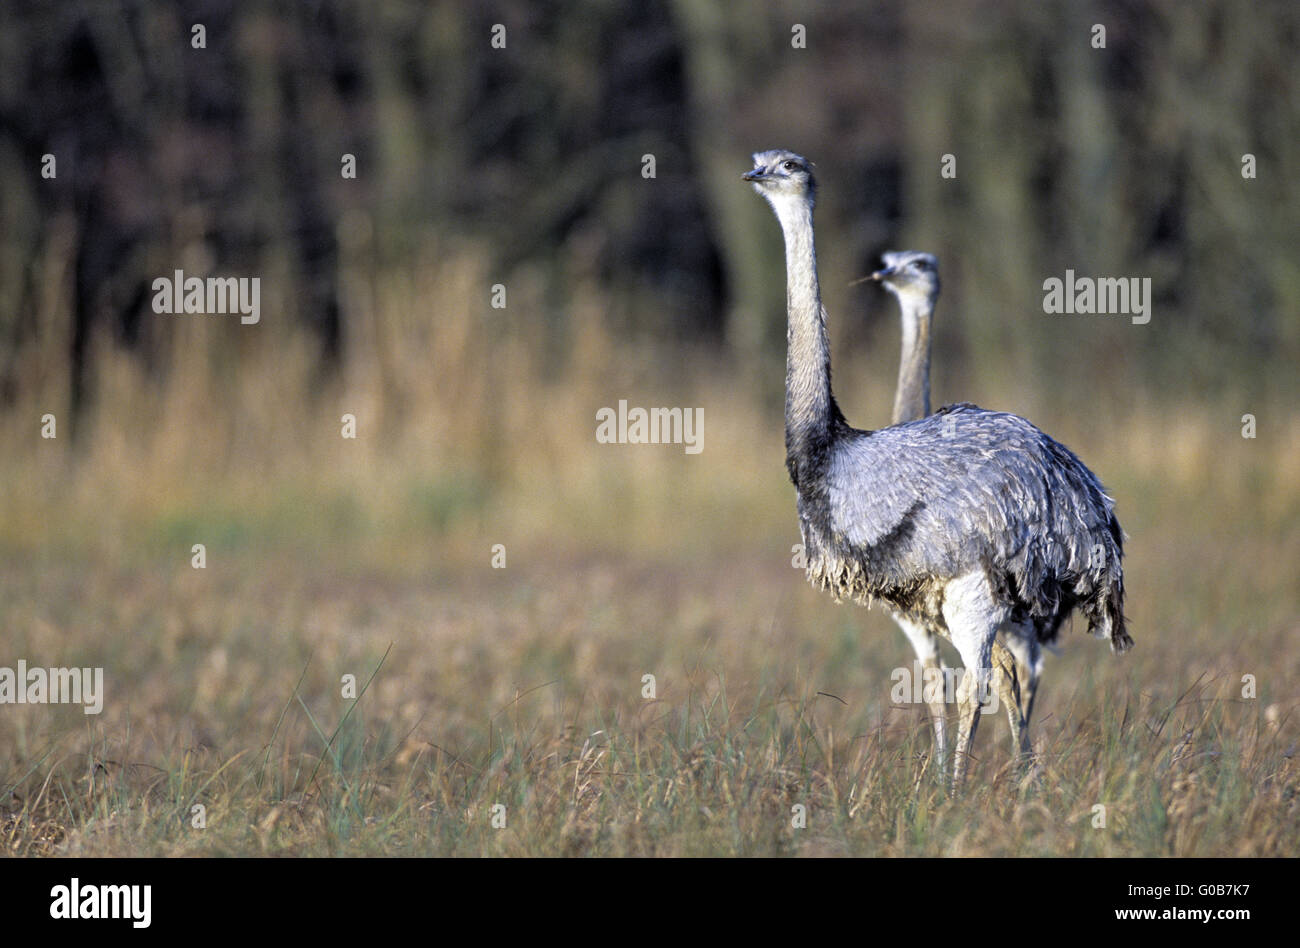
[873,250,937,426]
[744,150,1132,788]
[873,250,1044,767]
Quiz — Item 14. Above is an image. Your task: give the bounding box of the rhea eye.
[782,160,798,172]
[909,260,924,270]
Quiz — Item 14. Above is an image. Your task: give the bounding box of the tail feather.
[1102,583,1132,654]
[1102,512,1132,653]
[1076,509,1132,654]
[1088,538,1131,653]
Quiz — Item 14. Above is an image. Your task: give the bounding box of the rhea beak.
[742,168,768,182]
[871,267,894,282]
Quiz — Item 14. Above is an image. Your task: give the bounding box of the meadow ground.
[1,314,1297,857]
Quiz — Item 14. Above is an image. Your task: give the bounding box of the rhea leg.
[951,654,989,791]
[893,613,948,771]
[1022,639,1042,730]
[991,639,1029,757]
[999,624,1043,752]
[942,572,1007,791]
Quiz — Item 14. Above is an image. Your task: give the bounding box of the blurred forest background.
[2,0,1296,446]
[1,0,1298,857]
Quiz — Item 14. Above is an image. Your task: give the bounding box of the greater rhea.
[744,150,1131,788]
[873,250,1045,767]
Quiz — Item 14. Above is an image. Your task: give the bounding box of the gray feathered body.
[791,403,1131,653]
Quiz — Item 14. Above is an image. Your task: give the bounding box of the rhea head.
[742,150,816,209]
[872,251,940,308]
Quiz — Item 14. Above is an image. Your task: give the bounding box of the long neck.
[891,296,932,424]
[774,198,841,481]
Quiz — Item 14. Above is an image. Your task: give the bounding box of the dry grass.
[2,250,1297,856]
